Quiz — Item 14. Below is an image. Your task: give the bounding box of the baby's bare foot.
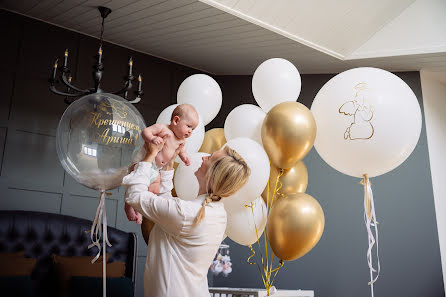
[125,203,138,221]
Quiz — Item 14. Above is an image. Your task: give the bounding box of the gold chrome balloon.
[262,161,308,207]
[261,102,316,169]
[199,128,226,154]
[267,193,324,261]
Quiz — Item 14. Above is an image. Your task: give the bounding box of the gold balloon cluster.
[141,128,227,245]
[261,101,325,261]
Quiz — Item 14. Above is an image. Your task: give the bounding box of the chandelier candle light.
[48,6,143,105]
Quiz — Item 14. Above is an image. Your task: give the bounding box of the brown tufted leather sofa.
[0,210,137,297]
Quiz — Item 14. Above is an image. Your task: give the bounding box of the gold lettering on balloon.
[338,82,375,140]
[89,112,141,132]
[97,128,135,146]
[88,107,140,147]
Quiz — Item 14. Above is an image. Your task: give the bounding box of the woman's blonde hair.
[194,146,250,224]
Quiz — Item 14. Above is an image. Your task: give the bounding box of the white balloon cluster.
[167,60,423,296]
[222,58,303,246]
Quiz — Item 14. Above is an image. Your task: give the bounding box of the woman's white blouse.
[122,162,227,297]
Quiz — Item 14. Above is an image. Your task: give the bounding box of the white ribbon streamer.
[362,176,381,297]
[88,191,112,297]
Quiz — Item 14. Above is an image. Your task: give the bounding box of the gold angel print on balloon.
[338,82,375,140]
[98,100,128,119]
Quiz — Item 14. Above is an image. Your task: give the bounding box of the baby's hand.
[152,137,163,145]
[183,155,191,166]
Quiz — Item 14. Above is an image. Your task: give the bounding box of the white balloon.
[224,104,266,144]
[222,138,270,211]
[174,152,209,201]
[226,197,267,246]
[177,74,222,125]
[311,67,422,178]
[252,58,302,113]
[156,104,205,164]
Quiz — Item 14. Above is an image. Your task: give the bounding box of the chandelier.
[48,6,143,104]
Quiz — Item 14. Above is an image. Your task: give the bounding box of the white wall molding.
[420,70,446,295]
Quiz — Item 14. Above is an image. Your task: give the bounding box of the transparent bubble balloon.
[56,93,146,191]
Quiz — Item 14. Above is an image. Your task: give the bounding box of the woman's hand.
[163,143,184,171]
[142,136,166,163]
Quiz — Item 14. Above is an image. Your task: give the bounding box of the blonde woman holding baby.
[122,130,250,297]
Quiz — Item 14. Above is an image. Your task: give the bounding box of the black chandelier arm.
[111,79,133,96]
[127,96,141,104]
[50,85,90,97]
[62,72,90,93]
[127,89,144,104]
[61,72,89,93]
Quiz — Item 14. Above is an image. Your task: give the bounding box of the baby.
[124,104,199,223]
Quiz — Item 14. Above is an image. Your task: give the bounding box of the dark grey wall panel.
[0,71,14,124]
[0,9,21,73]
[0,127,7,176]
[3,130,64,188]
[61,194,118,228]
[18,16,79,77]
[2,188,62,213]
[10,76,68,135]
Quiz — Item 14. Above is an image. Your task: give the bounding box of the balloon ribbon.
[87,191,113,297]
[246,168,285,296]
[360,175,380,297]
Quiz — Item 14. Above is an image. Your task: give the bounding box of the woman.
[122,139,250,297]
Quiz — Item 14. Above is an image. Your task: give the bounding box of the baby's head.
[170,104,199,139]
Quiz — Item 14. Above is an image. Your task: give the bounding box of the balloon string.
[87,191,113,261]
[267,169,285,215]
[268,170,284,278]
[246,170,285,296]
[247,244,267,287]
[360,175,381,297]
[245,202,266,275]
[86,191,113,297]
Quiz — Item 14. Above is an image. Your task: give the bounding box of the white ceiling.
[202,0,416,58]
[2,0,446,75]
